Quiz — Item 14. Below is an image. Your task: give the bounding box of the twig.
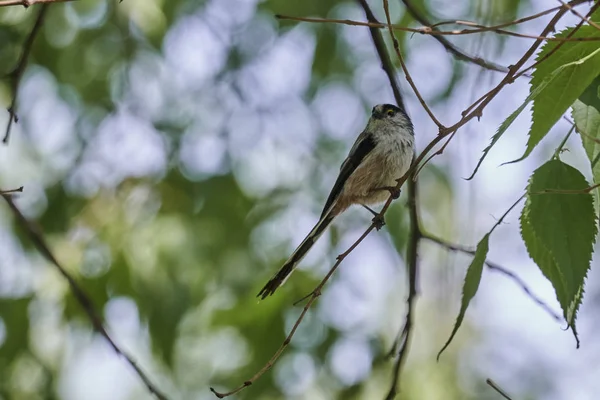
[384,171,420,400]
[515,1,600,78]
[559,0,600,31]
[356,1,422,398]
[0,0,73,7]
[0,195,169,400]
[427,5,564,31]
[382,0,444,130]
[0,186,24,194]
[3,4,48,144]
[210,225,378,398]
[422,233,562,322]
[486,378,514,400]
[553,124,575,158]
[274,17,600,42]
[276,4,600,42]
[435,1,576,142]
[400,0,529,73]
[357,0,407,112]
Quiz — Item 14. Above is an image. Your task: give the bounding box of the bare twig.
[276,2,600,43]
[356,1,422,398]
[559,0,600,31]
[400,0,517,73]
[385,171,419,400]
[382,0,444,130]
[1,195,169,400]
[422,233,562,322]
[0,186,24,195]
[210,225,378,398]
[486,378,514,400]
[357,0,407,112]
[3,4,47,144]
[515,1,600,78]
[0,0,73,7]
[274,16,600,42]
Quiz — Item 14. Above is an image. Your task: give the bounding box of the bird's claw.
[372,214,385,230]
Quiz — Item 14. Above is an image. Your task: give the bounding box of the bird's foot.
[372,214,385,230]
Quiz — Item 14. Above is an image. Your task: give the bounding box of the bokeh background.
[1,0,599,399]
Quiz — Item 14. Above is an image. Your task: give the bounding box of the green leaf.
[572,76,600,212]
[468,33,600,179]
[466,90,534,180]
[437,234,489,359]
[512,26,600,163]
[520,160,597,345]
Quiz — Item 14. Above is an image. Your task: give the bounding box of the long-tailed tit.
[258,104,415,299]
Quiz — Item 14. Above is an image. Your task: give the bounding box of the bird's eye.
[386,109,396,117]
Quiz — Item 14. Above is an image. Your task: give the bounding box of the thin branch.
[428,5,564,31]
[0,0,73,7]
[382,0,444,130]
[384,170,419,400]
[400,0,530,73]
[432,1,577,151]
[210,224,378,398]
[0,186,24,195]
[1,194,169,400]
[3,4,48,144]
[553,124,575,158]
[276,6,600,42]
[355,1,422,398]
[559,0,600,31]
[422,233,562,322]
[515,1,600,78]
[275,16,600,42]
[358,0,407,112]
[486,378,514,400]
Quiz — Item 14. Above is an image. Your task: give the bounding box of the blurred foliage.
[3,0,588,399]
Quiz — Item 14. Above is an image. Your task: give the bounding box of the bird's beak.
[372,109,384,119]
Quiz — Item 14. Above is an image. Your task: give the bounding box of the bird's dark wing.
[320,133,376,218]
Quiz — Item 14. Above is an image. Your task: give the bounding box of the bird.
[257,103,415,299]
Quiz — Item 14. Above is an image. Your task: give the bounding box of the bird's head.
[369,104,412,131]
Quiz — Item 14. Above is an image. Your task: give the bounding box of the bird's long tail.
[257,211,336,299]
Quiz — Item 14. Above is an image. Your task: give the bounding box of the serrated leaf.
[467,89,536,180]
[572,76,600,213]
[437,234,489,359]
[468,38,600,179]
[520,159,597,344]
[511,26,600,163]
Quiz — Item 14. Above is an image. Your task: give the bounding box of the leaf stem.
[553,124,576,159]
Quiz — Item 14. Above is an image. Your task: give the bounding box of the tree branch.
[400,0,508,73]
[486,378,514,400]
[3,4,47,144]
[1,194,169,400]
[0,0,73,7]
[0,186,24,195]
[421,233,562,322]
[210,224,378,398]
